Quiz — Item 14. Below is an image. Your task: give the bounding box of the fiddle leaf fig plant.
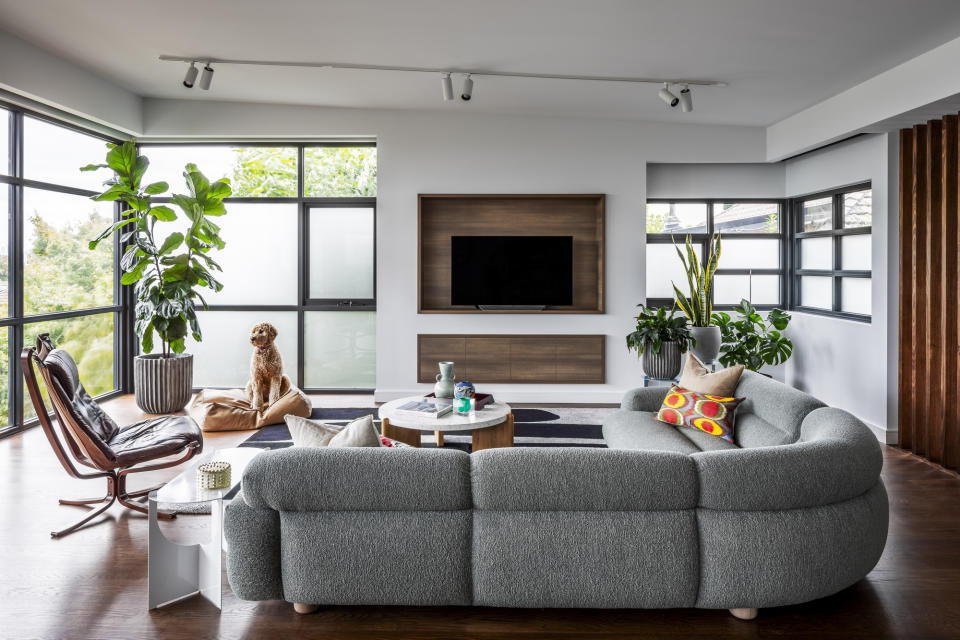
[83,140,231,356]
[712,299,793,371]
[626,305,695,356]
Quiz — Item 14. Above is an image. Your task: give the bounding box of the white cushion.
[328,414,383,448]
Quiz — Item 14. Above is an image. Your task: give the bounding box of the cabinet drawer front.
[418,337,466,383]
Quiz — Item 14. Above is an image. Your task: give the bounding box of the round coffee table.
[378,396,514,451]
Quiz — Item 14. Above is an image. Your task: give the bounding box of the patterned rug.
[239,406,615,451]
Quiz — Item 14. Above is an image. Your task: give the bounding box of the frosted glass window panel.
[803,197,833,232]
[841,278,871,315]
[140,146,297,197]
[23,188,115,315]
[713,202,780,233]
[843,190,872,228]
[167,311,298,388]
[0,326,7,427]
[304,312,376,388]
[309,207,375,300]
[646,243,701,299]
[800,276,833,309]
[23,117,109,191]
[202,203,298,305]
[0,185,8,316]
[0,109,9,175]
[717,239,779,269]
[646,203,707,234]
[304,147,378,197]
[24,313,115,419]
[841,234,872,271]
[713,275,780,305]
[800,237,833,270]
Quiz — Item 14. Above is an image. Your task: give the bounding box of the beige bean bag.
[189,384,312,432]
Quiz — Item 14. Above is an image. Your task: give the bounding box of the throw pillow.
[677,354,744,397]
[380,436,414,448]
[285,414,343,447]
[328,414,384,448]
[655,386,744,443]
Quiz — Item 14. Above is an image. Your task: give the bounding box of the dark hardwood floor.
[0,395,958,639]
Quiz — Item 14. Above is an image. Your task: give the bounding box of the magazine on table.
[395,398,453,418]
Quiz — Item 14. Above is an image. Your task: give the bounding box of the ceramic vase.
[434,361,456,398]
[690,326,722,364]
[642,342,683,380]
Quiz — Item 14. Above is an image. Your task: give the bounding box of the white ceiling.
[2,0,960,127]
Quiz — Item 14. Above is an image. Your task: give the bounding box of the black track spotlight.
[679,84,693,112]
[441,73,454,101]
[659,83,679,108]
[460,74,473,101]
[198,63,214,90]
[183,62,198,88]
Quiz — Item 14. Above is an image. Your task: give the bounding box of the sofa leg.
[294,603,320,615]
[729,607,758,620]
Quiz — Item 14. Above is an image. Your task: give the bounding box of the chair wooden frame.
[22,335,201,538]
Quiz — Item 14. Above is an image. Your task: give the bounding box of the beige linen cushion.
[285,414,343,447]
[677,354,744,397]
[328,414,383,448]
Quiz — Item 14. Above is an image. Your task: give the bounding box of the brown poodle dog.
[245,322,292,411]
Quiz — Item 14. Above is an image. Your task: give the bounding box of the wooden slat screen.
[900,115,960,470]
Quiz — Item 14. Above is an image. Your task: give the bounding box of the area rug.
[239,406,615,451]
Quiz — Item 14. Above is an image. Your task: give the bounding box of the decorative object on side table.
[197,461,232,491]
[83,140,231,413]
[626,305,694,380]
[672,232,723,364]
[434,361,456,398]
[454,381,476,413]
[712,298,793,372]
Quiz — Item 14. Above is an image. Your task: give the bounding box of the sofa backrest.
[241,446,471,512]
[733,370,825,447]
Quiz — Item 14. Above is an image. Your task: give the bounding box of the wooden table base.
[381,414,514,452]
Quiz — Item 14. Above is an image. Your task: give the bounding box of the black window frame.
[0,100,128,439]
[645,198,788,311]
[137,141,377,393]
[788,182,872,322]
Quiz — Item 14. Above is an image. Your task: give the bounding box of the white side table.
[148,447,262,610]
[378,397,514,450]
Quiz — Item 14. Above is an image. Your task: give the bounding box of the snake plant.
[672,233,722,327]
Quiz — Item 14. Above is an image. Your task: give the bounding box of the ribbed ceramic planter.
[134,353,193,414]
[690,326,722,364]
[642,341,683,380]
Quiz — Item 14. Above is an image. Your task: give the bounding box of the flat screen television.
[450,235,574,307]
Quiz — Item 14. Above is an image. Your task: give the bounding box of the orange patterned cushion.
[655,386,744,443]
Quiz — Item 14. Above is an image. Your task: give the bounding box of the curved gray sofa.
[224,371,887,618]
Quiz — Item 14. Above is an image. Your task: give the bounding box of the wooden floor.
[1,395,959,639]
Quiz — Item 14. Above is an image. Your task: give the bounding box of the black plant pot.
[134,353,193,414]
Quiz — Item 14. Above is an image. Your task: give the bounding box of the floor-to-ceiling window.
[138,142,377,391]
[0,104,125,435]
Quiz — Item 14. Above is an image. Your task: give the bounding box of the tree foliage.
[228,146,377,197]
[83,140,231,356]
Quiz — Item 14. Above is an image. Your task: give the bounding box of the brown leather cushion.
[110,415,203,467]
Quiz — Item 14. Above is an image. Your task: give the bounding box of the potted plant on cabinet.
[672,233,723,363]
[626,305,694,380]
[712,298,793,372]
[83,140,231,413]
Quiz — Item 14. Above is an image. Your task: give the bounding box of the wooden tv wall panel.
[418,194,605,313]
[418,334,605,384]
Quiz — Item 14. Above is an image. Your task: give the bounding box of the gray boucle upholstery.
[241,446,471,511]
[472,447,697,511]
[473,510,699,608]
[696,483,889,609]
[225,374,888,614]
[693,406,883,511]
[280,510,472,606]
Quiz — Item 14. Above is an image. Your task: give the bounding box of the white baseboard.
[863,420,897,444]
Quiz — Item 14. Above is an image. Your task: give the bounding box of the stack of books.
[423,392,495,409]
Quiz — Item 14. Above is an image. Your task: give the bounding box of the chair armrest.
[620,387,671,412]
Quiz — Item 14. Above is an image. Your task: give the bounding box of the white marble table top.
[378,396,512,432]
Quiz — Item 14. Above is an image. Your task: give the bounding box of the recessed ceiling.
[2,0,960,126]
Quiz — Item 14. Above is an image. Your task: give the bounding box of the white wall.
[784,134,898,442]
[142,98,766,403]
[0,28,141,135]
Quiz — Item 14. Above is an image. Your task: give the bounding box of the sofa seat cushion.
[602,409,739,454]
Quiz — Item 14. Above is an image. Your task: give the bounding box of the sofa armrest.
[620,386,671,412]
[224,492,283,601]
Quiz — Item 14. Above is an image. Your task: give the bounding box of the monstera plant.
[712,299,793,372]
[84,140,231,412]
